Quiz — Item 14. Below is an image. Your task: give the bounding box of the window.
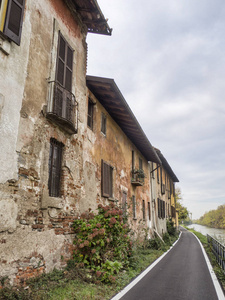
[47,32,77,134]
[158,198,165,219]
[148,202,151,220]
[122,191,127,219]
[48,138,63,198]
[54,32,73,119]
[101,113,106,135]
[132,195,136,219]
[87,98,94,130]
[101,160,113,198]
[56,33,73,91]
[142,200,146,220]
[0,0,25,45]
[132,150,134,171]
[139,158,143,170]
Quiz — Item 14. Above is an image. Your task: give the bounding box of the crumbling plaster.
[0,0,88,285]
[84,92,152,237]
[0,1,32,183]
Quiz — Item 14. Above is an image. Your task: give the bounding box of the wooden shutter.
[132,150,135,170]
[48,139,63,197]
[122,192,127,218]
[139,158,143,170]
[102,160,109,197]
[3,0,25,45]
[142,200,145,220]
[158,198,160,218]
[109,165,113,197]
[101,160,113,198]
[55,33,74,121]
[87,99,93,129]
[148,202,151,220]
[56,33,73,91]
[101,113,106,135]
[132,195,136,219]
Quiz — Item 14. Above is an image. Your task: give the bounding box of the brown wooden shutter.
[148,202,151,220]
[56,33,73,91]
[139,158,143,170]
[158,198,160,218]
[132,195,136,219]
[109,165,113,197]
[102,160,113,198]
[122,192,127,218]
[102,160,109,197]
[65,45,73,91]
[4,0,25,45]
[142,200,145,220]
[56,34,66,86]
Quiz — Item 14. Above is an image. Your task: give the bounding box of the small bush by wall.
[72,203,133,283]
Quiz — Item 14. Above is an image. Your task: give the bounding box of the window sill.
[108,198,118,202]
[0,35,11,55]
[41,191,63,209]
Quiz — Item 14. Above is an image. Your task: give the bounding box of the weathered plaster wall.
[0,1,32,183]
[0,0,88,285]
[84,91,153,239]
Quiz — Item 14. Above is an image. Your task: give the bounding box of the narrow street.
[112,228,224,300]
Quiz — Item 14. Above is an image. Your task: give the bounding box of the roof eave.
[86,76,161,165]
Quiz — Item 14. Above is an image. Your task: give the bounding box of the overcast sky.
[87,0,225,219]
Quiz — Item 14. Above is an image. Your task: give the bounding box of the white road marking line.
[111,232,182,300]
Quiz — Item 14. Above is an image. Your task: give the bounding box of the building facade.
[0,0,179,286]
[85,76,161,239]
[0,0,111,285]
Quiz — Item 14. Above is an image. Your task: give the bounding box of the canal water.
[187,223,225,246]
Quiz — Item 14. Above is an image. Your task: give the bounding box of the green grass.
[0,235,177,300]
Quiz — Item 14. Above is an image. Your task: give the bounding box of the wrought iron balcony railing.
[46,81,78,134]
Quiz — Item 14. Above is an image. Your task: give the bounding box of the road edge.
[190,231,224,300]
[110,231,182,300]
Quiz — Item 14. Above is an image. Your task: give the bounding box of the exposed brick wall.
[14,253,45,286]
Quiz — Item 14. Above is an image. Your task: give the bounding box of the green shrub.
[72,203,133,283]
[167,219,177,236]
[163,232,171,245]
[147,236,163,250]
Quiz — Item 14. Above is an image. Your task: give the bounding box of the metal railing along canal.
[207,234,225,273]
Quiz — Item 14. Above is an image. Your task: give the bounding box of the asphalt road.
[119,228,220,300]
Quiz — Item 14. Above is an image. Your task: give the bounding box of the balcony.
[131,169,145,186]
[46,81,78,134]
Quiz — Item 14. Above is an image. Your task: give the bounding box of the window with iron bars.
[48,138,64,198]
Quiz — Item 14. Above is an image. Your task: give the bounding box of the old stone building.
[85,76,161,238]
[151,148,179,235]
[0,0,111,285]
[0,0,179,286]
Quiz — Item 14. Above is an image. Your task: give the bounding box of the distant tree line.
[196,205,225,229]
[175,188,190,223]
